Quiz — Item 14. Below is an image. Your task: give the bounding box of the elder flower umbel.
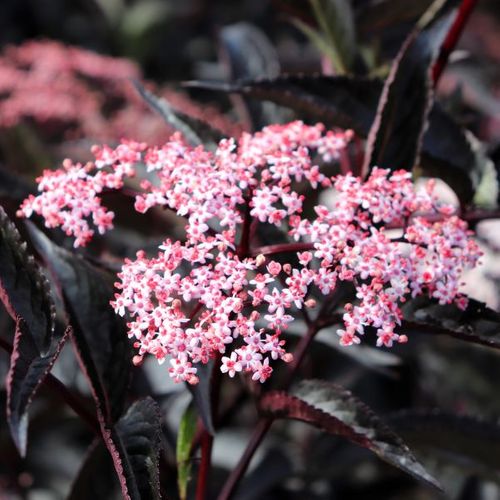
[18,121,482,384]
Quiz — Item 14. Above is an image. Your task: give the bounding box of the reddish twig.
[339,148,351,176]
[217,323,319,500]
[237,197,253,258]
[195,352,223,498]
[432,0,479,85]
[462,209,500,225]
[42,373,100,433]
[250,242,314,258]
[195,432,214,500]
[217,419,273,500]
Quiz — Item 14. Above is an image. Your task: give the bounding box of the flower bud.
[132,355,144,366]
[255,254,266,267]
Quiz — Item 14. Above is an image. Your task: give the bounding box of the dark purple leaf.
[6,319,68,456]
[402,298,500,351]
[387,410,500,474]
[421,104,485,203]
[188,360,215,435]
[362,0,461,174]
[260,379,441,490]
[68,439,119,500]
[185,75,381,136]
[0,208,55,354]
[103,397,163,500]
[26,223,131,425]
[0,165,34,201]
[133,81,223,148]
[219,22,281,130]
[0,207,64,455]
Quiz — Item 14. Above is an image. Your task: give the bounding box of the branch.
[433,0,479,84]
[237,197,253,258]
[250,242,314,258]
[217,323,319,500]
[217,419,273,500]
[195,432,214,500]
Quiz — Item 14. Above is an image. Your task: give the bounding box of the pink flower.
[18,120,482,385]
[221,352,243,378]
[251,358,273,383]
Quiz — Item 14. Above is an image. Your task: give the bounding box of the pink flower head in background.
[0,39,241,145]
[18,121,482,383]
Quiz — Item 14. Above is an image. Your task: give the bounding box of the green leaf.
[260,379,442,490]
[291,19,337,69]
[176,403,198,500]
[309,0,357,73]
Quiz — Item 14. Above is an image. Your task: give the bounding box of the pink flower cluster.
[290,171,481,347]
[0,40,241,144]
[18,140,144,247]
[18,121,481,384]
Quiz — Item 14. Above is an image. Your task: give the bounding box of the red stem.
[217,419,273,500]
[250,242,314,258]
[237,201,252,258]
[217,324,319,500]
[339,148,351,176]
[432,0,478,85]
[194,352,223,497]
[195,432,214,500]
[237,195,254,258]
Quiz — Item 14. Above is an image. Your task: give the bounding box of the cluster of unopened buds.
[18,121,482,384]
